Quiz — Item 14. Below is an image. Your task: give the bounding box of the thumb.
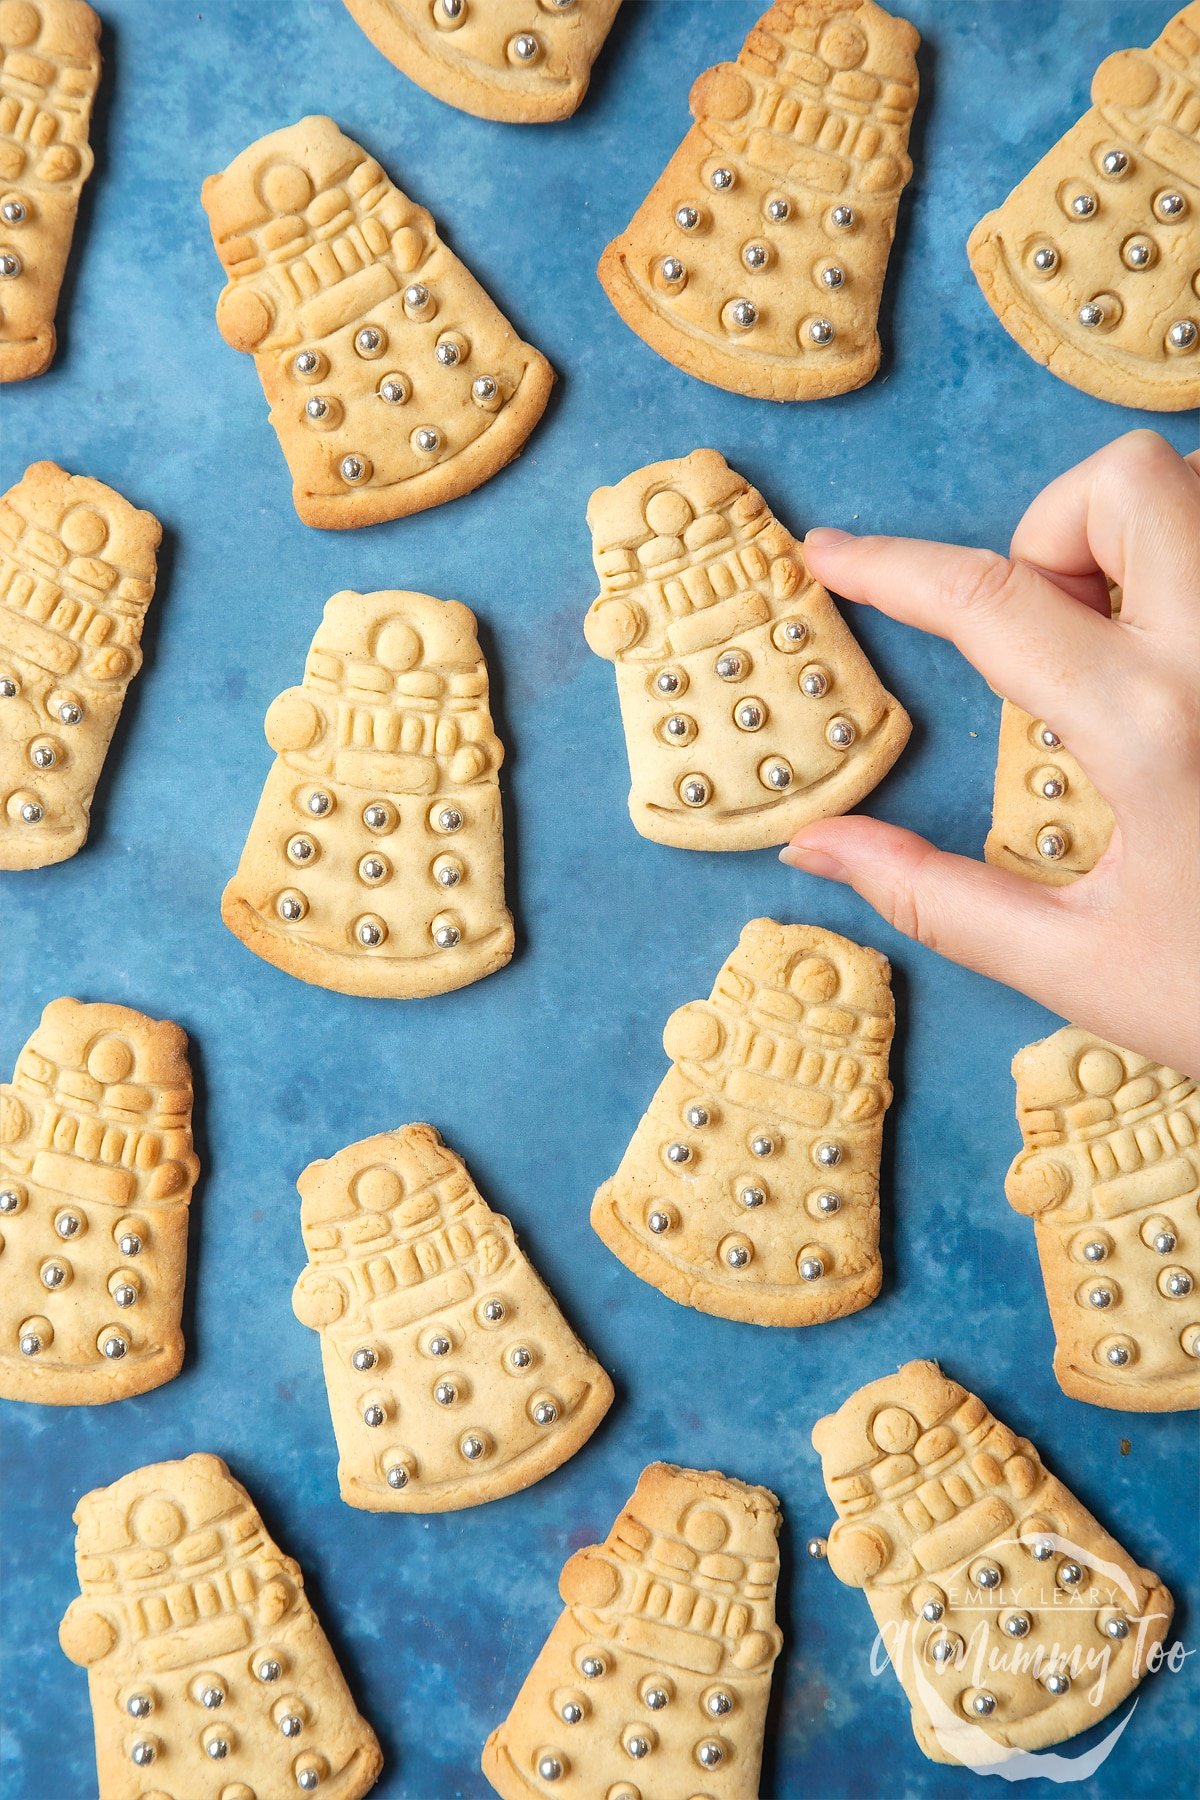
[780,817,1083,995]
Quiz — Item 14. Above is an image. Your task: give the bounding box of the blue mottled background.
[1,2,1197,1796]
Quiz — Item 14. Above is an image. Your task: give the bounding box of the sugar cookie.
[0,0,100,382]
[1007,1026,1200,1411]
[811,1359,1174,1764]
[598,0,920,399]
[202,115,554,527]
[0,461,161,870]
[341,0,623,124]
[483,1461,783,1798]
[591,918,894,1324]
[0,999,198,1405]
[585,450,910,849]
[59,1453,383,1798]
[222,589,513,999]
[968,4,1200,411]
[985,699,1113,884]
[293,1123,613,1511]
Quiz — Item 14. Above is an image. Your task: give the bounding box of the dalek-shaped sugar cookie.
[1007,1027,1200,1411]
[59,1453,384,1799]
[0,0,100,382]
[585,451,910,850]
[0,461,161,870]
[985,701,1113,884]
[0,999,198,1405]
[341,0,623,124]
[811,1360,1173,1765]
[222,589,513,999]
[968,2,1200,411]
[598,0,920,399]
[483,1461,783,1799]
[592,918,894,1325]
[293,1124,613,1512]
[202,115,554,528]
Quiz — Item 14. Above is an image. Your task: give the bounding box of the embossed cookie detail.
[0,461,161,870]
[0,0,100,382]
[968,3,1200,410]
[483,1462,783,1799]
[341,0,623,124]
[812,1360,1174,1764]
[585,450,910,850]
[598,1,920,399]
[222,588,513,998]
[985,698,1114,883]
[1007,1027,1200,1411]
[202,115,554,528]
[294,1124,613,1511]
[591,918,894,1324]
[0,1000,198,1405]
[59,1453,383,1798]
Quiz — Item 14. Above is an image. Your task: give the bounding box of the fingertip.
[803,526,855,550]
[778,841,849,880]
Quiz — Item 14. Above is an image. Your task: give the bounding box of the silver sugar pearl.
[438,807,463,830]
[118,1232,142,1256]
[357,920,384,947]
[1168,320,1198,350]
[433,923,461,949]
[921,1599,944,1622]
[581,1657,605,1679]
[816,1192,840,1215]
[356,326,382,353]
[19,1332,42,1357]
[1032,245,1059,272]
[205,1742,229,1762]
[360,857,385,881]
[130,1742,156,1766]
[1078,302,1105,327]
[1083,1241,1108,1262]
[767,197,790,222]
[483,1300,505,1322]
[1102,149,1130,176]
[930,1638,956,1666]
[808,317,835,345]
[294,350,319,375]
[0,1190,21,1213]
[1,199,26,224]
[751,1135,774,1157]
[305,396,329,420]
[832,205,855,228]
[707,1693,732,1719]
[716,651,747,679]
[31,744,55,769]
[815,1142,842,1167]
[0,251,22,278]
[655,670,681,694]
[0,675,17,697]
[697,1741,724,1768]
[1038,830,1067,860]
[975,1565,1001,1589]
[801,668,829,697]
[971,1692,997,1717]
[55,1212,81,1239]
[561,1701,584,1724]
[435,340,460,365]
[511,32,539,60]
[1044,1672,1071,1696]
[1031,1538,1055,1561]
[1040,727,1061,748]
[257,1660,283,1683]
[647,1210,671,1234]
[1156,192,1185,218]
[1004,1612,1031,1638]
[666,1142,691,1164]
[742,241,768,269]
[710,167,734,190]
[20,802,43,823]
[1164,1270,1193,1296]
[434,1381,457,1406]
[799,1255,825,1281]
[308,791,332,816]
[509,1346,533,1370]
[404,283,430,309]
[58,700,83,726]
[1106,1344,1131,1366]
[101,1334,128,1360]
[415,428,441,453]
[739,1186,766,1209]
[675,205,699,230]
[537,1758,563,1782]
[126,1695,153,1718]
[827,719,856,747]
[1104,1616,1129,1640]
[1125,240,1152,267]
[352,1347,377,1372]
[472,375,498,404]
[386,1465,409,1489]
[436,864,460,887]
[533,1400,558,1425]
[279,1714,303,1738]
[362,1404,385,1428]
[1088,1286,1113,1309]
[379,378,408,404]
[661,256,686,283]
[113,1284,137,1308]
[806,1537,828,1560]
[1151,1231,1177,1254]
[729,298,757,329]
[297,1773,320,1793]
[200,1686,224,1709]
[1058,1561,1084,1587]
[340,454,368,483]
[364,804,390,830]
[278,895,305,922]
[821,265,845,289]
[1041,775,1065,798]
[681,777,709,806]
[725,1245,750,1268]
[429,1335,451,1356]
[686,1105,710,1127]
[644,1687,669,1711]
[625,1735,650,1758]
[736,701,764,730]
[1071,191,1097,217]
[764,762,791,789]
[664,715,690,738]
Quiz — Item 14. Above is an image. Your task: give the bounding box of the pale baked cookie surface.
[341,0,623,124]
[812,1360,1174,1764]
[1007,1027,1200,1411]
[985,698,1114,884]
[0,1000,198,1405]
[293,1123,613,1512]
[591,918,894,1325]
[968,3,1200,411]
[222,589,514,999]
[0,461,161,870]
[482,1461,783,1798]
[585,450,910,849]
[58,1453,384,1798]
[0,0,100,382]
[202,115,554,528]
[597,0,920,399]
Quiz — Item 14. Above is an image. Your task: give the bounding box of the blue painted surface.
[1,2,1197,1796]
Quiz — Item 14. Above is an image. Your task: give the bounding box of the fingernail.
[803,526,854,549]
[778,843,849,881]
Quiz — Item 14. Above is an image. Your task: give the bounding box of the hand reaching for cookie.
[780,430,1200,1076]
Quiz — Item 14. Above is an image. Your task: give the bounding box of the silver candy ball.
[1104,1616,1130,1640]
[0,1189,21,1213]
[19,1332,42,1357]
[971,1692,997,1717]
[404,283,430,309]
[832,205,855,228]
[204,1737,229,1760]
[764,761,791,790]
[1156,191,1185,217]
[1083,1241,1108,1262]
[827,719,856,748]
[561,1701,584,1724]
[357,920,384,947]
[1058,1561,1084,1587]
[743,241,768,269]
[1168,320,1198,350]
[821,265,845,289]
[279,1714,303,1738]
[681,777,710,806]
[783,621,807,645]
[126,1694,153,1718]
[113,1283,137,1308]
[816,1192,840,1215]
[661,257,685,284]
[356,326,383,354]
[352,1347,377,1372]
[434,1381,457,1406]
[436,864,461,887]
[54,1210,80,1238]
[1044,1673,1071,1696]
[360,856,386,882]
[1105,1344,1131,1367]
[363,804,390,830]
[686,1105,710,1128]
[294,350,319,376]
[257,1659,283,1682]
[1003,1612,1031,1638]
[438,807,463,831]
[1040,726,1061,748]
[815,1142,842,1167]
[655,670,681,695]
[509,1346,533,1370]
[1,199,26,224]
[736,701,765,730]
[729,298,757,329]
[537,1757,563,1782]
[379,378,408,404]
[1164,1270,1193,1296]
[533,1400,558,1426]
[1032,245,1059,272]
[386,1465,409,1489]
[581,1657,605,1679]
[31,744,55,768]
[1078,302,1105,327]
[751,1135,774,1157]
[362,1404,385,1428]
[278,895,305,922]
[1088,1286,1113,1309]
[1031,1538,1055,1562]
[511,32,539,60]
[0,675,17,697]
[415,428,441,453]
[767,197,790,222]
[340,454,368,483]
[664,715,690,739]
[308,790,332,816]
[305,396,329,420]
[44,1267,74,1295]
[975,1564,1001,1589]
[808,317,836,346]
[1124,239,1152,268]
[647,1210,671,1234]
[666,1141,691,1164]
[1038,830,1067,860]
[58,700,84,726]
[0,251,22,278]
[739,1186,766,1209]
[483,1300,505,1322]
[801,668,829,698]
[644,1687,669,1711]
[101,1334,128,1360]
[435,340,460,366]
[930,1638,956,1666]
[716,651,747,679]
[433,924,461,948]
[710,167,734,190]
[472,375,498,404]
[675,205,699,231]
[118,1232,142,1256]
[1153,1231,1177,1254]
[1101,149,1130,176]
[799,1255,825,1282]
[297,1773,320,1793]
[625,1735,650,1758]
[20,802,44,823]
[1041,775,1065,798]
[697,1741,724,1768]
[1070,191,1097,217]
[807,1537,828,1560]
[725,1245,750,1268]
[921,1599,944,1622]
[130,1741,156,1766]
[429,1335,451,1357]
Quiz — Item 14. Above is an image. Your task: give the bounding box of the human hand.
[780,430,1200,1076]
